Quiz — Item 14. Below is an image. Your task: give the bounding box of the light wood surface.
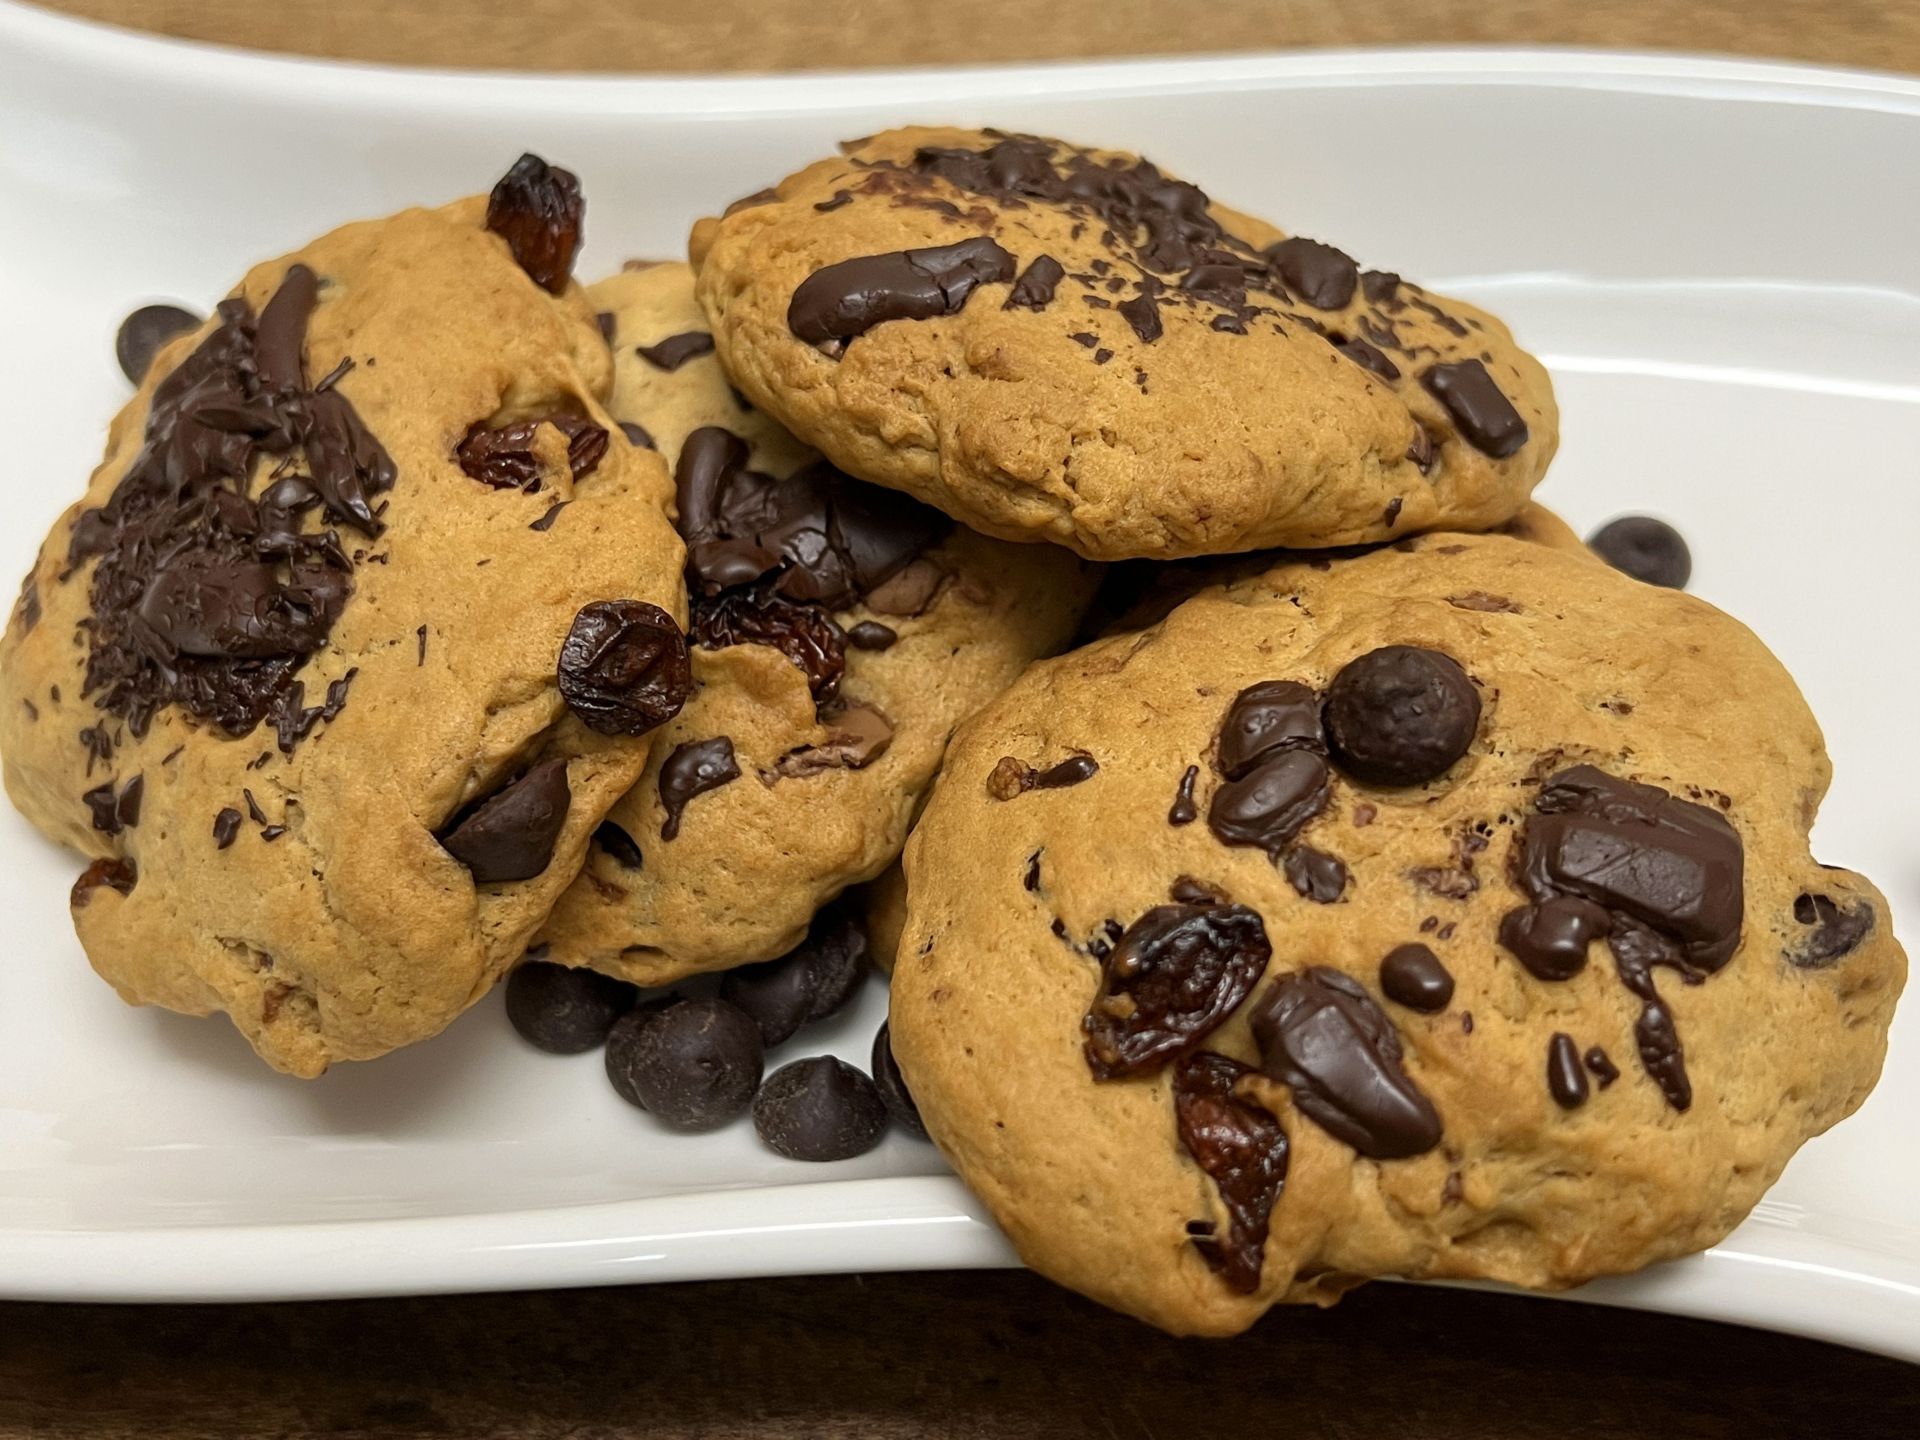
[7,3,1919,1437]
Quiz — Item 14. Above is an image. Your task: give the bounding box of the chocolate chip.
[693,590,847,703]
[1207,750,1330,859]
[1379,944,1453,1012]
[1283,846,1347,903]
[619,421,655,450]
[83,781,120,834]
[1361,270,1401,304]
[438,757,571,883]
[1382,497,1404,527]
[1336,337,1400,380]
[115,303,201,385]
[1173,1050,1288,1294]
[788,237,1015,347]
[1004,254,1065,311]
[635,331,715,371]
[1498,895,1610,980]
[846,621,897,650]
[1788,892,1875,969]
[1584,1046,1621,1088]
[1216,680,1324,778]
[1267,237,1359,310]
[1252,967,1442,1159]
[528,502,568,533]
[486,153,585,295]
[557,600,691,737]
[813,189,853,212]
[71,857,136,908]
[456,412,607,492]
[872,1021,929,1139]
[1168,765,1199,826]
[1083,902,1271,1080]
[988,753,1098,799]
[1635,999,1691,1111]
[605,998,764,1130]
[1547,1032,1589,1110]
[753,1057,889,1161]
[1587,516,1692,590]
[658,737,738,841]
[115,774,144,829]
[506,960,638,1054]
[1116,290,1163,344]
[213,807,243,849]
[1023,851,1042,891]
[1323,646,1480,787]
[1406,425,1437,474]
[1421,360,1528,458]
[720,903,870,1047]
[593,821,643,870]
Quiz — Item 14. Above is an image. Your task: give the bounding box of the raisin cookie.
[0,161,688,1077]
[692,127,1558,561]
[888,533,1902,1335]
[531,262,1097,985]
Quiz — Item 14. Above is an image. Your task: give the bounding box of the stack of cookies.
[1,130,1903,1336]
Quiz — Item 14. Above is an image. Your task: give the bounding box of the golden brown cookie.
[889,533,1903,1335]
[0,163,687,1076]
[693,127,1558,561]
[532,263,1097,985]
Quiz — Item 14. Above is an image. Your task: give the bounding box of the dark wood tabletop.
[9,2,1919,1436]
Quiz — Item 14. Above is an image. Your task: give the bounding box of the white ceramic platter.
[1,0,1916,1358]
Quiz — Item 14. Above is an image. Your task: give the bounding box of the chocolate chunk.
[82,781,119,834]
[1584,1046,1621,1088]
[1379,944,1453,1012]
[1406,425,1437,474]
[506,960,637,1054]
[115,303,201,385]
[1336,337,1400,380]
[1547,1032,1589,1110]
[720,903,870,1047]
[1005,254,1066,310]
[1174,1051,1288,1294]
[1083,902,1270,1080]
[456,412,608,491]
[753,1057,889,1161]
[1382,497,1404,527]
[1252,967,1442,1159]
[658,737,738,841]
[1788,892,1875,969]
[486,153,585,295]
[115,774,144,829]
[872,1021,929,1139]
[557,599,691,737]
[1267,237,1359,310]
[213,807,243,849]
[1635,1000,1691,1111]
[1207,750,1330,859]
[260,825,287,842]
[71,857,136,908]
[635,331,715,371]
[1588,516,1692,590]
[605,998,764,1130]
[1498,895,1610,980]
[1169,764,1199,826]
[1216,680,1324,778]
[1284,846,1347,903]
[1116,289,1164,344]
[1421,360,1529,458]
[1323,646,1480,787]
[619,421,655,450]
[693,590,847,703]
[788,237,1016,346]
[813,189,853,212]
[1361,270,1401,305]
[846,620,897,650]
[772,704,893,778]
[593,821,643,870]
[438,757,571,884]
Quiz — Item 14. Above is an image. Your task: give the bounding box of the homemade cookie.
[889,533,1903,1335]
[693,127,1558,561]
[0,160,688,1077]
[532,263,1097,985]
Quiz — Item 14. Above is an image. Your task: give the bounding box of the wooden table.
[9,2,1919,1435]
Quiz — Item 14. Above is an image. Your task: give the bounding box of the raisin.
[1082,902,1270,1080]
[456,413,608,492]
[1174,1051,1288,1293]
[692,590,846,703]
[486,154,585,294]
[557,600,691,737]
[71,857,137,908]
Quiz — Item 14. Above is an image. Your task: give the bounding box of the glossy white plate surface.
[0,0,1915,1358]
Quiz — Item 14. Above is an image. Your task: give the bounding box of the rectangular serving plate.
[0,0,1916,1358]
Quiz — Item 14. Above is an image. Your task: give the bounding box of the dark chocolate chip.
[557,599,691,737]
[872,1021,929,1140]
[1361,270,1401,304]
[1787,892,1875,969]
[486,153,585,295]
[115,774,144,829]
[1168,764,1199,826]
[1383,497,1404,527]
[1267,237,1359,310]
[71,857,136,908]
[115,303,201,385]
[438,757,571,884]
[1284,846,1347,903]
[658,737,739,841]
[1547,1032,1589,1110]
[1252,967,1442,1159]
[619,421,656,450]
[1004,254,1066,311]
[846,620,898,651]
[213,807,243,850]
[593,821,643,870]
[1216,680,1324,779]
[1083,902,1271,1080]
[1023,851,1042,891]
[82,781,120,834]
[1323,646,1480,787]
[1116,290,1163,344]
[1174,1050,1288,1294]
[1498,895,1611,980]
[1635,999,1691,1111]
[1379,943,1453,1013]
[1336,336,1400,380]
[1584,1046,1621,1088]
[788,237,1015,346]
[1206,750,1330,859]
[605,998,764,1130]
[753,1057,889,1161]
[506,960,638,1054]
[529,501,568,532]
[1421,360,1529,458]
[1587,516,1692,590]
[719,903,870,1048]
[635,331,715,371]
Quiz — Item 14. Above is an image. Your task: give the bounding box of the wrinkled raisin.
[456,413,608,492]
[1174,1051,1288,1293]
[486,154,585,294]
[558,600,691,737]
[1083,902,1270,1079]
[692,590,846,703]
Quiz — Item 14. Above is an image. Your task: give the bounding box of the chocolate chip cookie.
[888,532,1902,1335]
[0,160,688,1076]
[531,262,1097,985]
[692,128,1558,561]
